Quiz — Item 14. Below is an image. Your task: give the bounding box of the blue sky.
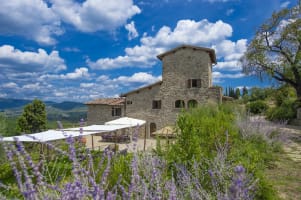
[0,0,297,102]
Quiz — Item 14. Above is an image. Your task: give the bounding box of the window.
[150,123,157,135]
[126,100,132,105]
[188,99,198,108]
[175,100,185,108]
[152,100,161,109]
[187,79,202,88]
[112,107,122,116]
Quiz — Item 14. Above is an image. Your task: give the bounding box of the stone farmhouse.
[86,45,222,137]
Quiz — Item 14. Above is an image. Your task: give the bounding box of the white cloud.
[140,19,232,47]
[22,83,40,90]
[125,21,139,40]
[226,9,234,16]
[0,0,62,45]
[0,45,66,73]
[51,0,141,32]
[96,75,110,82]
[0,93,7,98]
[0,0,141,44]
[213,39,247,60]
[2,82,18,89]
[113,72,161,84]
[213,71,245,83]
[88,19,234,70]
[40,67,90,80]
[80,83,95,88]
[280,1,290,8]
[215,61,241,71]
[63,67,90,79]
[62,47,80,52]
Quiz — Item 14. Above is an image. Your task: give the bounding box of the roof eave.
[157,44,217,64]
[120,81,163,97]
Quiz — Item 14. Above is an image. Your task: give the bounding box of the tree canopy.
[241,2,301,102]
[17,99,47,134]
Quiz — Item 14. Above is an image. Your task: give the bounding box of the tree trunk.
[295,85,301,108]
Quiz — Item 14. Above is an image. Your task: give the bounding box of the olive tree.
[17,99,47,133]
[241,2,301,104]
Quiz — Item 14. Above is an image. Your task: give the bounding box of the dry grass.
[266,126,301,200]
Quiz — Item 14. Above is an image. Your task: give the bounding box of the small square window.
[152,100,161,109]
[188,79,201,88]
[127,100,132,105]
[112,107,122,116]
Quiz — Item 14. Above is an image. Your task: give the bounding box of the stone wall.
[86,104,125,125]
[125,83,165,137]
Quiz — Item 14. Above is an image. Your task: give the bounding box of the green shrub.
[157,103,280,199]
[246,100,269,114]
[266,98,296,121]
[165,103,238,167]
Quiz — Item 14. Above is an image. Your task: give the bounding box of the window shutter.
[187,79,191,88]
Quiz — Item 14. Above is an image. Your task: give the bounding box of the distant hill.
[46,101,85,110]
[0,98,87,122]
[0,98,32,110]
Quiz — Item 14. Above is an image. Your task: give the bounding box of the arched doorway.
[188,99,198,108]
[150,122,157,136]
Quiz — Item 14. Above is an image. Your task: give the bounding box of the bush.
[246,100,269,114]
[165,103,238,167]
[266,98,296,121]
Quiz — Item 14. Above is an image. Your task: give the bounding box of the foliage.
[249,87,271,101]
[165,103,238,168]
[265,85,297,121]
[160,104,280,199]
[241,2,301,103]
[266,98,296,121]
[17,99,47,134]
[246,100,269,114]
[273,84,297,106]
[242,86,249,96]
[224,86,240,99]
[235,88,241,99]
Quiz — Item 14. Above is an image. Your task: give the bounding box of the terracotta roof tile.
[85,98,125,106]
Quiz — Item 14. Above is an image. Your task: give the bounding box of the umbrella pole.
[91,135,94,150]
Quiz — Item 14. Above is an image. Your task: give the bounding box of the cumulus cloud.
[22,83,40,90]
[214,61,241,71]
[0,0,141,44]
[213,71,245,83]
[51,0,141,32]
[40,67,90,80]
[88,19,235,70]
[0,0,62,45]
[53,72,160,101]
[113,72,161,85]
[2,82,18,89]
[125,21,139,40]
[0,45,66,73]
[80,83,95,88]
